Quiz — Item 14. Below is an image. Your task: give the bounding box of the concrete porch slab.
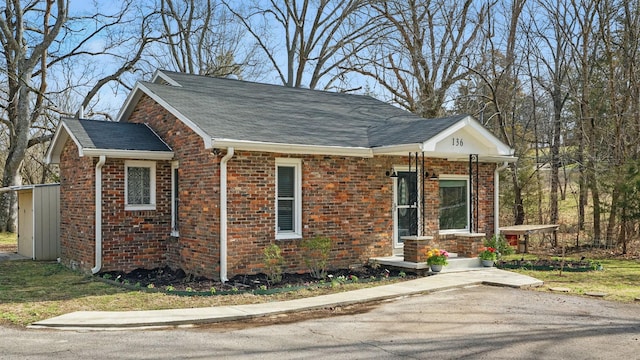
[369,255,485,273]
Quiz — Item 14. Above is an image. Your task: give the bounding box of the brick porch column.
[402,236,434,263]
[453,233,486,257]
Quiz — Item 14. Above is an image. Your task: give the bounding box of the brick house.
[46,70,515,281]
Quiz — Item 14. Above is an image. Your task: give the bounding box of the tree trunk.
[577,116,586,231]
[0,72,32,231]
[510,164,525,225]
[549,98,562,228]
[605,185,619,248]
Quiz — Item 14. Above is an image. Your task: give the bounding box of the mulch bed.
[496,259,599,272]
[98,265,417,295]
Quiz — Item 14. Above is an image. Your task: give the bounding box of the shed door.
[17,191,33,259]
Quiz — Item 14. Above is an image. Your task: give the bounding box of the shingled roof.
[46,118,173,163]
[48,70,514,162]
[62,118,172,152]
[132,70,459,150]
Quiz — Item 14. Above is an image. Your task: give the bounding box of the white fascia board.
[150,70,182,86]
[45,120,67,164]
[212,139,374,157]
[116,82,213,149]
[45,120,85,164]
[443,154,518,163]
[479,155,518,162]
[83,149,175,160]
[371,143,423,156]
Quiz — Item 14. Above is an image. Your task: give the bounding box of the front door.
[394,171,418,249]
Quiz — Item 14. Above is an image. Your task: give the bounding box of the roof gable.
[46,118,174,163]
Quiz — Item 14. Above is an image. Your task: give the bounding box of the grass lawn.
[1,255,639,328]
[0,260,410,327]
[0,232,16,252]
[503,255,640,303]
[0,232,16,244]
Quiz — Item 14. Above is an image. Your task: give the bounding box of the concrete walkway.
[30,269,542,331]
[0,252,28,261]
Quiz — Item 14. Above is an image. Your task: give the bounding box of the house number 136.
[452,137,464,147]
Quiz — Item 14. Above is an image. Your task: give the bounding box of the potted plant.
[426,248,449,272]
[479,247,497,267]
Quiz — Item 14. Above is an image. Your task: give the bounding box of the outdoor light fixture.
[386,169,398,178]
[425,171,438,180]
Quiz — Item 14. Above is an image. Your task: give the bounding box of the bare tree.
[0,1,158,231]
[0,0,67,231]
[153,0,260,78]
[598,0,640,248]
[452,0,528,224]
[564,0,599,237]
[349,0,490,118]
[525,0,574,236]
[223,0,382,90]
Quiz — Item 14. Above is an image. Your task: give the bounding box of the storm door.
[394,171,418,248]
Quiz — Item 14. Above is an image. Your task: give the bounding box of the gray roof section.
[141,71,465,148]
[368,114,468,147]
[62,117,172,152]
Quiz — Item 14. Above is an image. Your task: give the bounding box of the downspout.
[91,155,106,274]
[494,162,509,236]
[220,147,234,283]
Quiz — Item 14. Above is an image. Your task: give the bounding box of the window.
[125,160,156,211]
[276,158,302,239]
[171,161,179,236]
[439,178,468,231]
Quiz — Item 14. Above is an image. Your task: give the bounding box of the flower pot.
[430,264,443,273]
[481,259,494,267]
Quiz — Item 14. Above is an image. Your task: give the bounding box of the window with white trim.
[439,177,469,231]
[171,161,179,236]
[125,160,156,211]
[276,158,302,239]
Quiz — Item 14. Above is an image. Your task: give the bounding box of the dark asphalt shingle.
[62,117,171,152]
[142,71,465,148]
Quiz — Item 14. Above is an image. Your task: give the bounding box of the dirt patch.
[0,244,16,253]
[98,265,417,294]
[193,301,382,332]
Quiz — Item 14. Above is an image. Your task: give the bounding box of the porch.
[370,232,489,274]
[369,253,487,274]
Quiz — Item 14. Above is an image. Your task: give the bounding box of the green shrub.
[301,236,331,279]
[484,234,514,258]
[263,243,284,284]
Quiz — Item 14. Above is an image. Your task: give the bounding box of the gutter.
[219,147,234,283]
[91,155,106,274]
[494,162,509,237]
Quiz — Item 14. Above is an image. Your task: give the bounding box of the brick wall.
[127,94,222,277]
[100,159,171,272]
[59,137,172,274]
[66,96,494,278]
[224,152,396,276]
[59,140,96,272]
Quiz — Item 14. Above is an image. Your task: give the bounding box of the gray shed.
[15,184,60,260]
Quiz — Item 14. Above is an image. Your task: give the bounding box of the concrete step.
[446,257,482,270]
[369,252,489,273]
